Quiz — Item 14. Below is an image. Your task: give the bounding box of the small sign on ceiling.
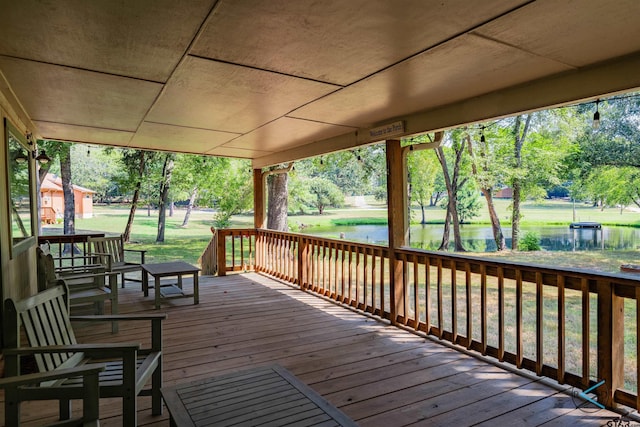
[369,121,405,139]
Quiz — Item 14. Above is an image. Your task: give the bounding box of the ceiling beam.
[253,51,640,169]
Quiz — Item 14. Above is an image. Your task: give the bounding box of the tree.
[156,153,175,242]
[407,145,439,224]
[435,131,468,252]
[574,96,640,169]
[306,177,344,214]
[59,143,76,250]
[267,169,289,231]
[467,128,508,250]
[171,155,229,227]
[205,159,252,228]
[119,150,147,242]
[510,114,532,251]
[451,181,481,224]
[70,144,123,202]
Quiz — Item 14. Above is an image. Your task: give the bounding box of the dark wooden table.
[141,261,200,309]
[161,365,358,427]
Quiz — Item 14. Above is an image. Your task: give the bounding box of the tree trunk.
[420,204,426,224]
[267,172,288,231]
[439,205,451,250]
[123,151,145,242]
[511,115,532,250]
[466,133,506,251]
[484,190,506,250]
[156,154,174,242]
[182,187,198,227]
[435,144,466,252]
[60,144,76,253]
[169,201,174,217]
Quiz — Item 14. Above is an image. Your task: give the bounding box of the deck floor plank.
[2,272,625,426]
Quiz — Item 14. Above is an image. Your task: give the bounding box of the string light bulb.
[480,126,486,143]
[593,99,600,129]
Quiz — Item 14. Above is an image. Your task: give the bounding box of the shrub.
[518,231,541,251]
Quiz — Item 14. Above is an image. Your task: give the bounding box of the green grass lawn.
[42,198,640,272]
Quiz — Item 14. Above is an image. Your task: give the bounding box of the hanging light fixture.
[14,150,28,163]
[593,99,601,129]
[480,126,486,142]
[35,150,51,164]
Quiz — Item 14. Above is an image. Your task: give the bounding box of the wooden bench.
[88,235,146,288]
[36,246,120,333]
[3,284,166,426]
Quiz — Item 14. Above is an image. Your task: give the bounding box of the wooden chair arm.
[71,314,165,351]
[57,262,105,275]
[3,343,141,356]
[0,364,106,388]
[71,314,167,321]
[123,248,146,264]
[124,248,146,254]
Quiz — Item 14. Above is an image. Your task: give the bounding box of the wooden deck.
[3,272,626,426]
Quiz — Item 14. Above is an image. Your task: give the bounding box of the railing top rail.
[218,228,257,236]
[38,233,106,244]
[257,228,390,253]
[395,246,640,288]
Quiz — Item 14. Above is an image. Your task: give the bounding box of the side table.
[141,261,200,309]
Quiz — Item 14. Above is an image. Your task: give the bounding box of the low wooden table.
[141,261,200,309]
[161,365,357,427]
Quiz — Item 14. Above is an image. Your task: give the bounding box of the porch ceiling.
[1,0,639,167]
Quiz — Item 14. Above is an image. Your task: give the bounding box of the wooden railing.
[38,233,105,269]
[198,227,218,275]
[213,228,640,410]
[216,229,257,275]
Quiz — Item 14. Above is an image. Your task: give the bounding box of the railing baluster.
[372,249,378,313]
[364,248,369,311]
[437,258,443,339]
[558,274,566,384]
[355,247,362,307]
[425,257,431,335]
[451,260,457,343]
[498,266,504,362]
[401,254,408,324]
[536,272,544,376]
[516,269,523,369]
[380,250,385,315]
[480,264,487,356]
[582,277,590,389]
[466,263,472,349]
[414,255,419,330]
[637,285,640,410]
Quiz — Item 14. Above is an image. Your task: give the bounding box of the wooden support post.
[596,280,624,408]
[386,139,408,325]
[217,232,227,277]
[253,168,265,229]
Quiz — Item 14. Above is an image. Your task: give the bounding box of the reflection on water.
[299,224,640,252]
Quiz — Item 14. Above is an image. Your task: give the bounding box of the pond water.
[299,224,640,252]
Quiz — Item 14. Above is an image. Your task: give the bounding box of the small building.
[40,173,95,223]
[494,187,513,199]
